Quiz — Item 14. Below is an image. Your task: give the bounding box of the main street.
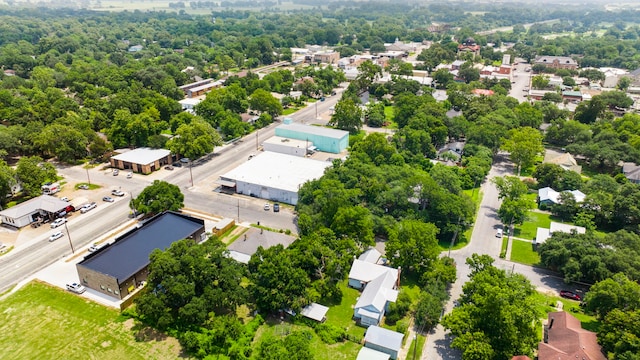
[0,93,344,294]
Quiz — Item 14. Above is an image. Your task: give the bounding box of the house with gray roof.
[110,147,174,174]
[364,325,404,359]
[622,162,640,184]
[349,259,400,327]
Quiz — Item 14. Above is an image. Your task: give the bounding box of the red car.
[560,290,581,301]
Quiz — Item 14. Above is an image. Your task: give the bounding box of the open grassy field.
[510,239,540,265]
[0,282,185,360]
[513,211,554,240]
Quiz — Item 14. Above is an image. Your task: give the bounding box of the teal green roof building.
[275,122,349,154]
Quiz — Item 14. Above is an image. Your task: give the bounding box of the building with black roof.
[76,211,205,300]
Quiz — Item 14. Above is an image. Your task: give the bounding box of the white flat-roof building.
[535,221,587,245]
[178,97,202,113]
[262,136,313,157]
[218,152,331,205]
[110,148,173,174]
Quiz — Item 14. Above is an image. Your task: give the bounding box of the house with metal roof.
[348,259,400,327]
[275,122,348,154]
[363,325,404,359]
[622,162,640,184]
[76,211,205,300]
[357,346,391,360]
[0,195,69,228]
[110,147,174,174]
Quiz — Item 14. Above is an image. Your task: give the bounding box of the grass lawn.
[0,282,183,360]
[501,237,508,253]
[323,281,366,339]
[407,334,426,360]
[282,107,300,115]
[383,106,398,129]
[252,319,361,360]
[513,211,553,240]
[440,188,483,251]
[509,239,540,265]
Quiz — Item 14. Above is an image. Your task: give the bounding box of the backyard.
[0,282,184,360]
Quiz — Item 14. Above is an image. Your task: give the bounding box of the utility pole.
[448,216,462,257]
[189,160,194,187]
[256,130,259,150]
[64,222,75,254]
[85,166,91,185]
[237,199,240,222]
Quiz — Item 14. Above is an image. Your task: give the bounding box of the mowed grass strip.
[0,281,183,360]
[510,239,541,265]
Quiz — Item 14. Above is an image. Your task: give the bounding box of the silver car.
[49,231,64,242]
[80,202,97,214]
[50,218,67,228]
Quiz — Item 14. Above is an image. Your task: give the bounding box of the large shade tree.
[131,180,184,215]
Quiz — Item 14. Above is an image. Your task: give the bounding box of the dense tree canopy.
[131,180,184,215]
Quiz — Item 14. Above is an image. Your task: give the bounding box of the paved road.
[422,153,568,360]
[0,94,345,294]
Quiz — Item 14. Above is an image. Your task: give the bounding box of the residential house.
[357,347,390,360]
[535,222,587,245]
[348,259,399,327]
[537,187,585,206]
[451,60,466,71]
[538,311,606,360]
[534,56,578,70]
[622,162,640,184]
[363,325,404,360]
[543,152,582,174]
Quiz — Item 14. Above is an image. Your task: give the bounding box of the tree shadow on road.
[432,333,462,360]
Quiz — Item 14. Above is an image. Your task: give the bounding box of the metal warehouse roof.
[78,212,204,281]
[276,123,348,140]
[111,148,171,165]
[220,151,331,193]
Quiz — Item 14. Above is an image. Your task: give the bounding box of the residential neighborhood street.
[422,153,567,360]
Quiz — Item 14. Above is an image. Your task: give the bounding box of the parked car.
[66,283,86,294]
[126,172,133,179]
[78,184,89,190]
[496,228,503,238]
[164,165,174,170]
[173,162,182,167]
[248,153,256,160]
[60,196,69,202]
[560,290,581,301]
[50,218,67,228]
[264,203,270,211]
[80,202,97,214]
[88,242,108,253]
[113,169,119,176]
[102,196,114,203]
[180,158,190,163]
[273,203,280,212]
[49,231,64,242]
[111,189,125,197]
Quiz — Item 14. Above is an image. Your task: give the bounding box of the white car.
[66,283,86,294]
[49,231,64,242]
[50,218,67,228]
[263,203,270,211]
[88,242,108,253]
[111,189,125,197]
[60,196,69,202]
[126,172,133,179]
[80,202,97,214]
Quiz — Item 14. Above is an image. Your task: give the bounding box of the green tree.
[329,98,363,134]
[135,238,245,330]
[386,219,440,275]
[501,127,544,175]
[166,118,222,160]
[0,160,16,204]
[131,180,184,215]
[15,156,57,197]
[531,75,550,89]
[442,256,539,360]
[599,309,640,360]
[330,205,375,246]
[498,197,534,225]
[492,176,529,201]
[584,273,640,320]
[249,244,313,314]
[249,88,283,118]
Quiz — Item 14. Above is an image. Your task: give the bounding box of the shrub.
[385,291,412,325]
[396,319,409,334]
[314,323,346,344]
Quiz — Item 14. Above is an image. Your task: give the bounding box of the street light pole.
[189,160,194,187]
[256,130,259,150]
[64,222,75,254]
[86,166,91,185]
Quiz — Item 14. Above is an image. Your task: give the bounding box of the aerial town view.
[1,0,640,359]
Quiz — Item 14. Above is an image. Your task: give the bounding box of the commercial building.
[110,148,174,174]
[218,151,331,205]
[262,136,313,157]
[76,211,205,299]
[275,122,349,154]
[0,195,69,228]
[534,56,579,70]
